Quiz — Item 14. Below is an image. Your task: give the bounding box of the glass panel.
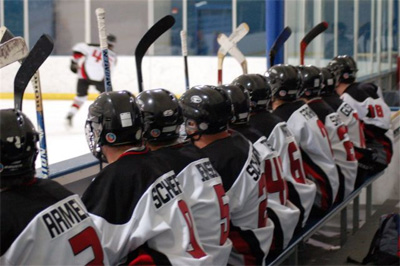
[338,0,354,58]
[4,0,24,37]
[322,0,335,61]
[286,0,304,65]
[381,0,389,71]
[357,0,373,76]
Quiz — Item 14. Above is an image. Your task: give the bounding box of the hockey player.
[220,84,300,259]
[81,91,211,265]
[296,65,358,202]
[179,85,275,265]
[0,109,109,265]
[232,74,316,230]
[137,88,232,266]
[327,55,393,176]
[65,34,117,127]
[265,65,339,216]
[320,67,371,188]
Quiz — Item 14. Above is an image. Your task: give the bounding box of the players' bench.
[265,171,383,265]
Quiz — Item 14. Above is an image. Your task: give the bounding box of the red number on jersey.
[178,200,207,258]
[263,156,286,204]
[353,113,366,148]
[287,142,306,184]
[213,183,230,245]
[317,119,334,156]
[68,226,104,266]
[257,173,268,228]
[368,104,384,118]
[337,125,356,161]
[92,50,102,62]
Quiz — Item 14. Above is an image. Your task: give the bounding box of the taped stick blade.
[269,26,292,67]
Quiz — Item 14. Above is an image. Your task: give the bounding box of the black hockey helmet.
[265,64,300,101]
[296,65,323,99]
[137,88,183,143]
[85,90,143,159]
[219,84,251,125]
[231,74,270,111]
[319,67,336,95]
[327,55,358,84]
[179,85,232,136]
[0,109,38,180]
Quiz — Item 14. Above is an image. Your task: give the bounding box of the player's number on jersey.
[213,183,230,245]
[264,157,286,205]
[68,226,104,266]
[258,173,268,228]
[178,200,207,258]
[317,120,334,156]
[368,104,384,118]
[92,50,102,62]
[288,142,306,184]
[337,125,356,161]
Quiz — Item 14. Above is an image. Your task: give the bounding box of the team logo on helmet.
[343,73,350,79]
[190,95,202,103]
[199,122,208,130]
[305,91,311,96]
[279,90,287,97]
[163,109,174,117]
[105,133,117,143]
[150,129,161,138]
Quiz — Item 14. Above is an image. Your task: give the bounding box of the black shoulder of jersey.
[201,133,251,191]
[358,82,380,99]
[232,125,263,144]
[321,94,343,111]
[1,179,74,256]
[273,101,305,121]
[307,99,335,122]
[344,83,371,102]
[249,111,283,138]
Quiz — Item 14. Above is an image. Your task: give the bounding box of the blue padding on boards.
[266,0,285,69]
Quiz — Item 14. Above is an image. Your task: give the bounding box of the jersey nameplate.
[195,160,220,182]
[339,103,353,117]
[328,113,341,127]
[42,198,88,239]
[299,105,316,120]
[152,171,183,209]
[246,149,262,182]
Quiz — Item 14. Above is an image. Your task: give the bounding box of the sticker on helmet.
[190,95,202,103]
[150,129,161,138]
[163,110,174,117]
[120,112,133,127]
[343,73,349,79]
[106,133,117,143]
[279,90,287,97]
[135,129,142,140]
[314,79,320,87]
[199,122,208,130]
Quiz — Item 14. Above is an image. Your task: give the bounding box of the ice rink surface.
[1,99,95,169]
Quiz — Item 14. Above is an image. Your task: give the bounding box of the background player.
[0,109,109,265]
[82,91,211,265]
[65,34,117,127]
[137,88,232,266]
[180,85,275,265]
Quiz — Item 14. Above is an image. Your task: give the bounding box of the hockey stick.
[0,37,29,68]
[300,21,328,65]
[0,26,14,43]
[180,30,189,90]
[14,34,54,178]
[135,15,175,93]
[269,26,292,68]
[95,8,113,92]
[217,23,249,85]
[217,33,247,84]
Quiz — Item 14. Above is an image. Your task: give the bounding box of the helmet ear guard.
[219,84,251,125]
[327,55,357,84]
[296,65,323,99]
[265,64,300,101]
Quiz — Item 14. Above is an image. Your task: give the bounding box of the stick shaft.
[95,8,112,92]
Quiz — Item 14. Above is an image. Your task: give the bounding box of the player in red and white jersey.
[81,91,211,265]
[180,85,274,266]
[296,65,358,201]
[137,88,232,266]
[327,55,393,176]
[232,74,316,229]
[66,34,118,127]
[0,109,109,265]
[319,67,372,188]
[265,65,339,216]
[220,84,300,258]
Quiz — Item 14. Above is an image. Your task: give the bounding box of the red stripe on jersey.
[128,254,155,266]
[80,63,88,80]
[303,162,330,211]
[230,230,256,265]
[119,148,149,159]
[73,52,84,60]
[72,103,80,109]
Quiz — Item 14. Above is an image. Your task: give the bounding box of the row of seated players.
[0,55,392,265]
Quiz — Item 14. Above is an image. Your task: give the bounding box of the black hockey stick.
[300,21,328,65]
[14,34,54,111]
[135,15,175,93]
[269,26,292,68]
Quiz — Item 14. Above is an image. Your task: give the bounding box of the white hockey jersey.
[154,143,232,266]
[273,101,339,213]
[1,179,109,265]
[81,148,212,266]
[201,132,274,266]
[233,125,300,252]
[307,98,358,200]
[72,42,117,81]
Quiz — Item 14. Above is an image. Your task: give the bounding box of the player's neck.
[335,83,350,96]
[272,98,287,110]
[193,130,231,149]
[103,144,139,163]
